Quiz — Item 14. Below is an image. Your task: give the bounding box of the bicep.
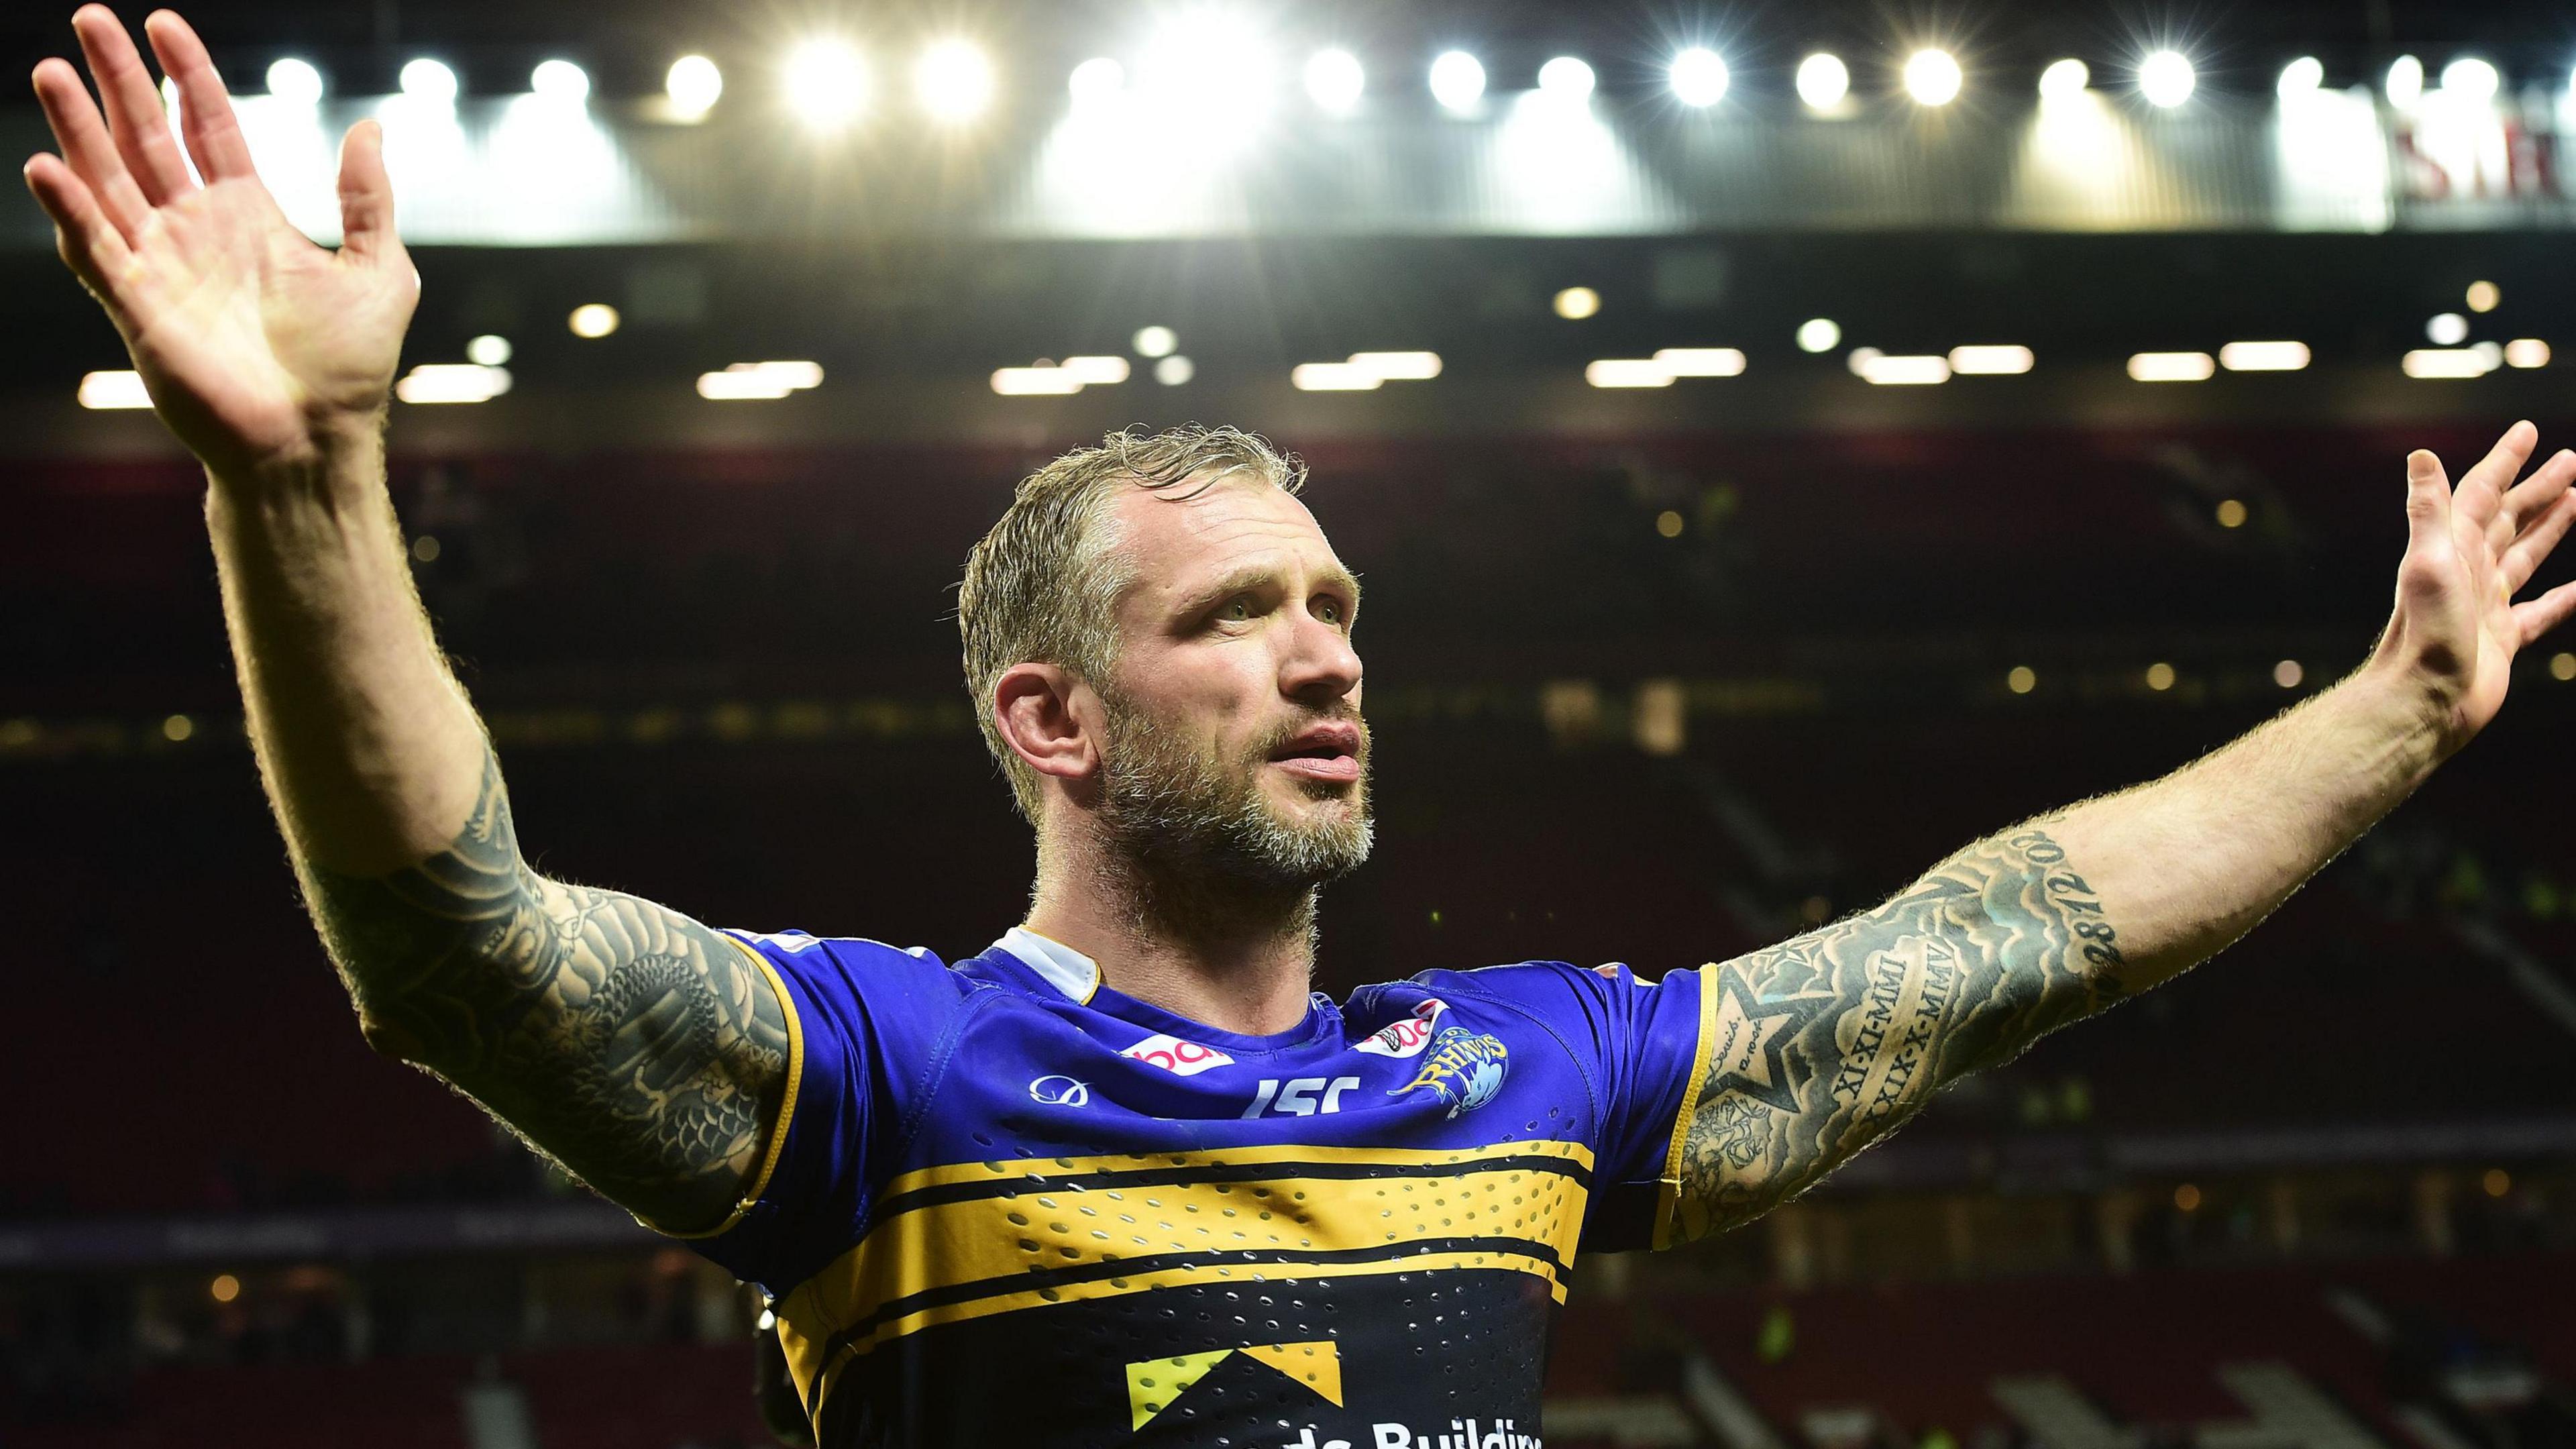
[1666,828,2120,1244]
[304,751,790,1233]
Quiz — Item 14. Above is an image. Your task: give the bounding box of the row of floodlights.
[229,30,2542,131]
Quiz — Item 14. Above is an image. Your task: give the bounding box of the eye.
[1218,597,1256,623]
[1315,597,1345,626]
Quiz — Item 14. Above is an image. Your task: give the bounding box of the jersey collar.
[991,926,1102,1005]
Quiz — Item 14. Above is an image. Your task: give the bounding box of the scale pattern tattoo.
[1671,828,2124,1243]
[301,749,791,1232]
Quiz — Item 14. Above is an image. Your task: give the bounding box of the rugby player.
[28,8,2576,1444]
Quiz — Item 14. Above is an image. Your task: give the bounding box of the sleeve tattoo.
[301,749,792,1233]
[1669,827,2125,1243]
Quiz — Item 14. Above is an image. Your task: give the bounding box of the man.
[25,8,2576,1445]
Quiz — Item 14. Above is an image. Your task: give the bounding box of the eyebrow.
[1173,562,1364,620]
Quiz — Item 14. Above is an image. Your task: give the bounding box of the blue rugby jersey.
[677,926,1713,1448]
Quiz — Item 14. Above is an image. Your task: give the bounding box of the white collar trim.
[994,926,1102,1004]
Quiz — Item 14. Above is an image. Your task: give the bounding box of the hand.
[2372,420,2576,747]
[23,5,418,480]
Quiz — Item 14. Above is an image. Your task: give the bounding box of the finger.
[2496,447,2576,551]
[334,119,401,262]
[70,4,193,203]
[2514,578,2576,649]
[2502,490,2576,595]
[2459,419,2539,521]
[24,151,138,301]
[2404,449,2455,562]
[142,11,255,182]
[32,56,152,241]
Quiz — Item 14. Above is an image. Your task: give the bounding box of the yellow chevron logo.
[1126,1339,1344,1431]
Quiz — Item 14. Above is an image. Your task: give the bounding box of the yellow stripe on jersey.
[872,1135,1595,1200]
[1654,964,1721,1250]
[632,935,808,1241]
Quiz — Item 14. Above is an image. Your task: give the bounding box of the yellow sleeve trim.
[1651,963,1722,1250]
[640,933,808,1241]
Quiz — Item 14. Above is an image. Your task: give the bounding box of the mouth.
[1267,723,1364,784]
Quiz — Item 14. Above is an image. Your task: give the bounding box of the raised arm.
[1667,422,2576,1243]
[25,6,786,1231]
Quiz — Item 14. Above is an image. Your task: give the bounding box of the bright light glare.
[1132,325,1178,358]
[531,59,590,101]
[1154,356,1196,385]
[2139,50,2195,108]
[77,370,152,409]
[2277,56,2324,97]
[992,366,1084,396]
[396,364,511,404]
[2426,312,2469,345]
[2506,339,2551,368]
[568,303,620,338]
[1061,356,1130,384]
[698,360,824,400]
[1859,354,1951,385]
[1586,360,1674,388]
[1948,345,2034,374]
[2403,347,2496,378]
[2387,55,2424,107]
[665,56,722,117]
[1670,48,1729,107]
[1796,53,1851,109]
[2038,59,2090,99]
[1306,48,1364,113]
[1348,350,1443,380]
[1068,58,1125,109]
[1140,13,1275,118]
[2218,341,2310,371]
[1903,49,1963,107]
[786,38,869,130]
[916,39,996,122]
[1553,286,1602,320]
[2467,280,2500,312]
[466,334,513,366]
[1654,347,1746,377]
[266,57,324,104]
[1796,317,1841,352]
[2127,351,2216,382]
[1430,51,1486,113]
[2442,57,2500,102]
[1538,56,1597,102]
[400,58,460,103]
[1292,362,1383,391]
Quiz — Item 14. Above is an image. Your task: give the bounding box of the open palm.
[2380,421,2576,745]
[25,5,416,479]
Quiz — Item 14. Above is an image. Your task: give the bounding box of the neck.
[1023,828,1320,1036]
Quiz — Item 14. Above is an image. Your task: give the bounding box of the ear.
[994,663,1102,786]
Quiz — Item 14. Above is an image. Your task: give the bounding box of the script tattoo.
[1672,828,2124,1242]
[303,750,790,1232]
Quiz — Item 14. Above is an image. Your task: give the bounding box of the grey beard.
[1095,704,1375,894]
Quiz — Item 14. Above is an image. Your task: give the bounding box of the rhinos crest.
[1391,1026,1509,1118]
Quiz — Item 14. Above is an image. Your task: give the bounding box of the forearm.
[204,421,491,878]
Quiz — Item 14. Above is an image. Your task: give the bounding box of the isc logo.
[1242,1076,1362,1118]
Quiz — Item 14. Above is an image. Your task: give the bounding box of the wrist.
[2338,657,2465,780]
[207,407,388,498]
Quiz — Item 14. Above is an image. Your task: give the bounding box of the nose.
[1281,604,1363,707]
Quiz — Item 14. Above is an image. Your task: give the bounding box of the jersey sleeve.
[1440,961,1713,1254]
[661,930,975,1293]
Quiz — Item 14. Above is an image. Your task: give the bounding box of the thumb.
[2404,449,2454,561]
[335,119,401,262]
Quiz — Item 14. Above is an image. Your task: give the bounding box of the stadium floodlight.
[77,370,152,409]
[1140,11,1276,121]
[1068,58,1124,111]
[2426,312,2469,345]
[991,366,1084,396]
[2441,56,2501,102]
[916,39,996,123]
[265,56,325,104]
[466,334,513,366]
[2467,280,2500,312]
[1796,317,1841,352]
[2506,339,2551,368]
[2402,347,2496,379]
[2139,50,2195,107]
[1654,347,1746,377]
[1061,356,1130,384]
[665,56,723,118]
[400,58,460,103]
[1670,48,1729,107]
[2277,56,2324,98]
[1306,48,1364,114]
[1537,56,1597,103]
[1552,286,1601,320]
[1585,359,1674,388]
[698,362,824,400]
[1153,356,1195,386]
[1858,354,1951,385]
[1903,49,1964,107]
[2038,58,2089,99]
[1429,50,1486,113]
[1796,53,1850,109]
[1948,345,2035,374]
[785,38,869,131]
[568,303,620,338]
[2127,351,2216,382]
[2385,54,2424,107]
[531,59,590,101]
[1291,362,1383,391]
[396,364,511,404]
[2218,341,2311,371]
[1132,325,1178,358]
[1348,351,1442,380]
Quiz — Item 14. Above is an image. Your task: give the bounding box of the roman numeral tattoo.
[1672,828,2123,1243]
[300,749,791,1232]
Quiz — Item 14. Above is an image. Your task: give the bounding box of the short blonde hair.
[959,425,1306,821]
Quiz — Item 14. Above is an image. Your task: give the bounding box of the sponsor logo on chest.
[1354,999,1450,1058]
[1122,1032,1236,1077]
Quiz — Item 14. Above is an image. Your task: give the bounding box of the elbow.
[356,1006,438,1067]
